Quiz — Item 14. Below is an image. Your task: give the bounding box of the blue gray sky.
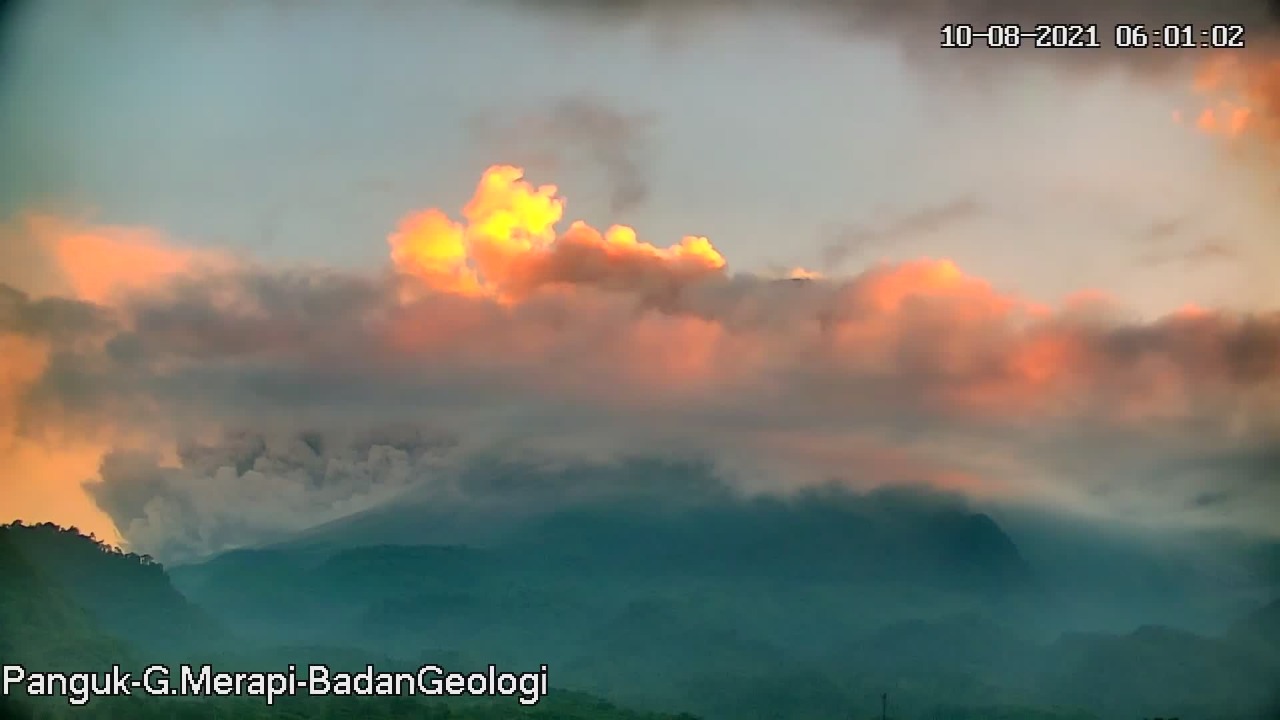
[4,0,1277,312]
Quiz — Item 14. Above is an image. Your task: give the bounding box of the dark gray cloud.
[84,426,458,562]
[83,420,1000,563]
[120,268,388,362]
[499,0,1280,75]
[819,198,981,271]
[4,213,1280,560]
[0,283,114,342]
[1184,239,1237,263]
[1134,220,1238,268]
[1145,238,1235,266]
[1176,445,1280,508]
[471,95,656,216]
[0,255,1273,559]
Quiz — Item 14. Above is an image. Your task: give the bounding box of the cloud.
[82,426,457,561]
[0,214,235,303]
[471,96,657,216]
[1178,55,1280,149]
[2,165,1279,560]
[387,164,724,303]
[819,198,981,272]
[0,284,128,543]
[1136,237,1237,268]
[501,0,1280,75]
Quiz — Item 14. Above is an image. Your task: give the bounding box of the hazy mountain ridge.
[169,487,1046,664]
[1040,625,1280,719]
[0,523,701,720]
[166,486,1280,720]
[1229,596,1280,649]
[4,497,1280,719]
[262,484,1043,593]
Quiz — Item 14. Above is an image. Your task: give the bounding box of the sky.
[1,0,1278,561]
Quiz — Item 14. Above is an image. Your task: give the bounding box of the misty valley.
[3,474,1279,720]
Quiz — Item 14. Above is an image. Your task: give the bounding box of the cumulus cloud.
[1176,55,1280,152]
[387,164,724,303]
[2,166,1278,560]
[471,96,657,217]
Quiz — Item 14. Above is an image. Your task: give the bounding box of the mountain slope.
[256,486,1040,596]
[1228,596,1280,652]
[1040,624,1279,719]
[1,525,706,720]
[169,488,1044,673]
[0,529,134,669]
[1,522,224,657]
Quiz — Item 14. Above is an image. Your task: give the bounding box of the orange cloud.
[1181,54,1280,142]
[24,170,1199,436]
[786,267,823,280]
[389,165,726,302]
[0,438,120,544]
[4,165,1280,553]
[0,331,119,543]
[0,216,227,546]
[17,214,232,304]
[388,209,483,297]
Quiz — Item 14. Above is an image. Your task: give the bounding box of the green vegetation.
[8,691,702,720]
[0,523,699,720]
[0,529,134,669]
[3,522,222,658]
[2,521,1278,719]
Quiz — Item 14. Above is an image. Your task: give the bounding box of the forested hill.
[0,522,223,657]
[0,522,705,719]
[0,529,133,669]
[5,522,1280,720]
